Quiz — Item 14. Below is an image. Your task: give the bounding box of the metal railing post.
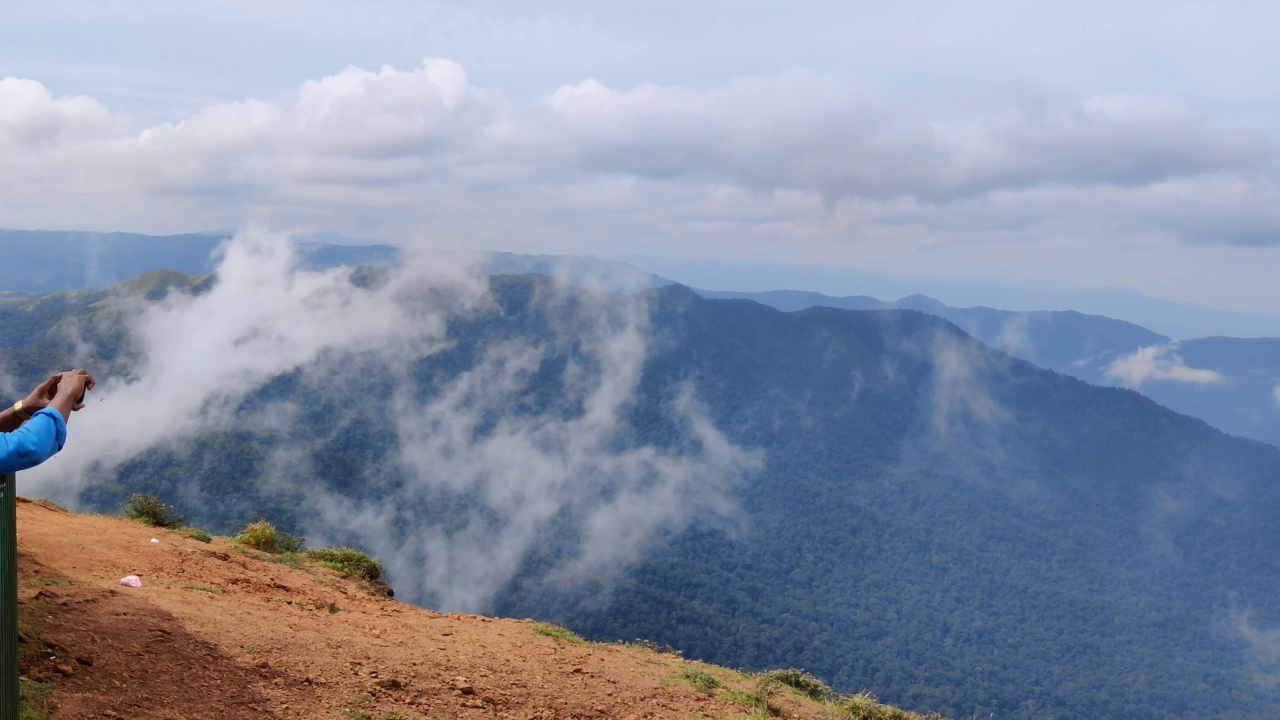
[1,471,17,720]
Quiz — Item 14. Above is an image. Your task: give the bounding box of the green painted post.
[1,471,16,720]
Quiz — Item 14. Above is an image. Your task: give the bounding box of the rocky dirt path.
[14,498,836,719]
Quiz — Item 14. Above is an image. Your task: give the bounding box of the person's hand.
[52,369,95,412]
[22,373,64,412]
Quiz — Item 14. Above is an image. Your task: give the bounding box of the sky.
[3,0,1280,315]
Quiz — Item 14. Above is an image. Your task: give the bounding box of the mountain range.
[703,289,1280,449]
[6,229,1279,454]
[626,254,1280,339]
[0,229,402,294]
[3,257,1280,719]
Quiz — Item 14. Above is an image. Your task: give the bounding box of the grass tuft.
[235,520,304,554]
[532,622,586,644]
[19,678,54,720]
[304,546,393,597]
[758,667,833,701]
[681,667,722,694]
[840,691,945,719]
[248,550,306,569]
[172,526,213,543]
[120,493,184,528]
[723,673,782,717]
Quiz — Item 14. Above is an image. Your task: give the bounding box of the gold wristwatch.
[12,400,32,420]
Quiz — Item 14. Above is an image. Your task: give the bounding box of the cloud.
[1,58,1274,250]
[25,228,760,611]
[1274,384,1280,403]
[928,331,1011,439]
[992,314,1035,359]
[0,77,127,149]
[1105,343,1225,387]
[536,76,1263,202]
[126,58,504,196]
[1228,609,1280,688]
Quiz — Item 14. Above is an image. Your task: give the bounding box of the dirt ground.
[13,497,835,720]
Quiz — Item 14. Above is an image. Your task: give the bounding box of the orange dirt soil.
[13,497,838,719]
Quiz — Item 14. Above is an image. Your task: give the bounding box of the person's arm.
[0,405,25,434]
[0,369,94,473]
[0,409,66,474]
[0,373,63,432]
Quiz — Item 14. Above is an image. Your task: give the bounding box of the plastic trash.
[120,575,143,588]
[150,538,159,543]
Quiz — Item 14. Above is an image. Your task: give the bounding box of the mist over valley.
[3,231,1280,719]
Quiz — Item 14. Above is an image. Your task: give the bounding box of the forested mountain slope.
[706,288,1280,449]
[3,271,1280,720]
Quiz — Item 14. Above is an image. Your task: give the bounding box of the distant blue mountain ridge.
[702,288,1280,448]
[620,254,1280,339]
[0,229,402,294]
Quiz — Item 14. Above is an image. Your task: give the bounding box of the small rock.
[255,660,270,669]
[55,663,75,676]
[453,677,475,695]
[375,678,402,689]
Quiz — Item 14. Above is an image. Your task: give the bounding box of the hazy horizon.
[4,1,1280,318]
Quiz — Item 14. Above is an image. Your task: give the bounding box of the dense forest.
[4,270,1280,719]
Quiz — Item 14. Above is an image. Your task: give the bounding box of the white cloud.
[0,77,127,149]
[26,228,760,611]
[1273,384,1280,403]
[1105,343,1225,387]
[537,77,1262,202]
[1228,609,1280,688]
[2,56,1280,312]
[928,332,1011,439]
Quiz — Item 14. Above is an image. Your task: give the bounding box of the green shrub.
[724,675,781,718]
[120,493,183,528]
[722,674,781,717]
[174,526,213,543]
[840,691,943,720]
[235,520,304,554]
[304,546,393,597]
[532,622,586,644]
[681,667,721,694]
[759,667,833,701]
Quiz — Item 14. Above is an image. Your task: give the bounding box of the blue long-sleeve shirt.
[0,408,66,474]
